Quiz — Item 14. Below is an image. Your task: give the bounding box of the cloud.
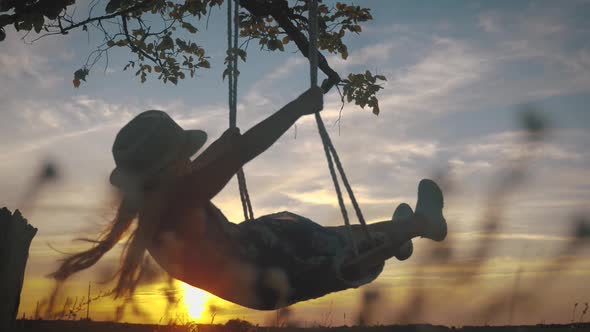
[448,158,492,175]
[327,40,398,71]
[461,130,588,162]
[0,96,138,157]
[0,42,59,88]
[243,56,306,108]
[0,30,73,94]
[455,231,577,242]
[478,12,500,33]
[365,4,590,123]
[377,37,490,116]
[284,187,404,207]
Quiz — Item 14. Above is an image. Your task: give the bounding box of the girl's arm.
[190,127,240,170]
[188,87,323,200]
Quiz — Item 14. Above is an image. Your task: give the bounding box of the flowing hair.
[49,193,160,299]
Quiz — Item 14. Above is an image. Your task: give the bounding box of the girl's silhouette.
[51,87,447,309]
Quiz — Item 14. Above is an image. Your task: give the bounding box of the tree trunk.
[0,207,37,331]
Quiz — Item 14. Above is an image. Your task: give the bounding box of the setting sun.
[179,282,211,321]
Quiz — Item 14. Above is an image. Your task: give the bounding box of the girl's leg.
[327,213,427,256]
[333,179,447,274]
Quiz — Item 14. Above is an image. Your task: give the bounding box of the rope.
[308,0,372,255]
[228,0,254,221]
[234,0,254,220]
[308,0,318,87]
[326,133,372,241]
[227,0,234,127]
[232,0,239,128]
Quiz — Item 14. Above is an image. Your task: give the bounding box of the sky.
[1,0,590,327]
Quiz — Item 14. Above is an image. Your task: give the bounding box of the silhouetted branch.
[239,0,341,92]
[51,1,154,35]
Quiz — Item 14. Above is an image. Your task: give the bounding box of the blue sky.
[1,0,590,326]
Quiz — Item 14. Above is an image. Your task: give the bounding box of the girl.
[51,87,446,310]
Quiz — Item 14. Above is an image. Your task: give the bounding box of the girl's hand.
[221,127,241,141]
[295,86,324,116]
[216,127,241,152]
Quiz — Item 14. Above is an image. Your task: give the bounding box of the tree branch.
[55,1,153,35]
[120,14,160,66]
[239,0,341,92]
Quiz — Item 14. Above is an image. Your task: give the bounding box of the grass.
[13,319,590,332]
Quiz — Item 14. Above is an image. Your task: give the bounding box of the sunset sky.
[1,0,590,327]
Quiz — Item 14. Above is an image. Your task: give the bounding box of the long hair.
[50,193,158,299]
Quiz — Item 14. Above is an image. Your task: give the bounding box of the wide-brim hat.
[109,110,207,188]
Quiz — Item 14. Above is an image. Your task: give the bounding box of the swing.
[226,0,373,263]
[199,0,410,308]
[137,0,445,311]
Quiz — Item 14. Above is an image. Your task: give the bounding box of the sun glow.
[180,282,211,320]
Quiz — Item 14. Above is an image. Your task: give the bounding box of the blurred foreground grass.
[13,319,590,332]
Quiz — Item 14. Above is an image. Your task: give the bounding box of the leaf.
[237,49,247,61]
[372,103,380,115]
[181,22,198,33]
[222,68,230,81]
[123,61,134,71]
[340,48,348,60]
[74,68,89,82]
[198,60,210,68]
[17,20,32,31]
[268,39,283,51]
[154,66,162,73]
[282,36,290,44]
[375,75,387,81]
[73,79,81,88]
[105,0,123,14]
[0,15,12,27]
[157,35,174,50]
[32,14,44,33]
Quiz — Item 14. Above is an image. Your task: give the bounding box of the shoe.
[415,179,447,242]
[392,203,414,261]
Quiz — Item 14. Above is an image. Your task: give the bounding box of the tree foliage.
[0,0,386,114]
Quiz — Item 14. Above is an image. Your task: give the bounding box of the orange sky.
[17,216,590,326]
